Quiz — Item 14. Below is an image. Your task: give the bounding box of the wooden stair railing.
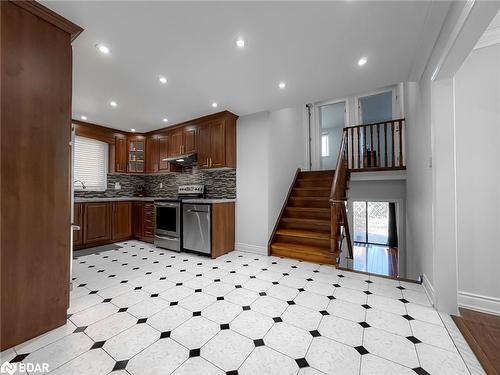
[330,130,353,259]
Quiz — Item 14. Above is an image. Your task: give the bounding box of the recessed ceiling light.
[211,102,218,108]
[358,57,367,66]
[110,101,117,107]
[80,115,87,120]
[159,76,167,84]
[278,82,286,90]
[95,44,110,54]
[236,38,245,48]
[131,128,136,132]
[163,118,168,123]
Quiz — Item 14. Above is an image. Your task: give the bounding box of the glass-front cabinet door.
[128,138,145,173]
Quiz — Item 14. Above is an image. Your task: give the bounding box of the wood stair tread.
[276,229,330,240]
[293,187,331,191]
[289,196,330,201]
[281,217,330,225]
[285,207,330,212]
[271,241,332,254]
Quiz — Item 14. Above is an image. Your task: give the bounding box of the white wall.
[236,107,307,254]
[455,43,500,314]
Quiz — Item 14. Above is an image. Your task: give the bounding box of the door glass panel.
[367,202,389,244]
[353,201,367,242]
[359,91,392,124]
[319,101,345,170]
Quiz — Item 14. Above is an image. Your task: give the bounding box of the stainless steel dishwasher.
[183,204,211,255]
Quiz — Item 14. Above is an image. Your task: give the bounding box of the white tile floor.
[2,240,479,375]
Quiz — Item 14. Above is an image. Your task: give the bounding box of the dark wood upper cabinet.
[210,119,226,168]
[168,128,184,157]
[115,135,127,173]
[128,136,145,173]
[183,126,197,154]
[112,201,132,241]
[145,135,159,173]
[84,202,111,244]
[197,123,211,169]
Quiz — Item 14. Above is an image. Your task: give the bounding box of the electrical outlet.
[114,182,121,190]
[159,182,163,189]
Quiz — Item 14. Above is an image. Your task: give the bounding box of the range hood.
[162,152,197,166]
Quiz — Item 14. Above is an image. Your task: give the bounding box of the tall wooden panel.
[183,126,197,154]
[84,203,112,244]
[210,120,226,168]
[197,124,211,169]
[112,202,132,241]
[0,0,82,350]
[115,135,128,172]
[145,135,159,173]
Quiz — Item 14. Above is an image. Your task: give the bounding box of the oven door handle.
[155,202,179,207]
[155,234,178,241]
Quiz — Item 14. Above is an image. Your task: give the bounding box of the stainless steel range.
[154,185,205,251]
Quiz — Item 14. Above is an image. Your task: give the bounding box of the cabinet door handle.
[210,158,212,168]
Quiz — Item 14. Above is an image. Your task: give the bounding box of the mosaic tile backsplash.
[74,168,236,199]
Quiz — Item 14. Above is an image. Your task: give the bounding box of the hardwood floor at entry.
[350,242,398,278]
[453,308,500,375]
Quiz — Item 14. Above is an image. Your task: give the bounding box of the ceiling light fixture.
[236,38,245,48]
[159,76,167,84]
[95,44,110,54]
[211,102,218,108]
[163,118,168,123]
[278,82,286,90]
[131,128,136,132]
[110,101,117,107]
[358,57,367,66]
[80,115,87,120]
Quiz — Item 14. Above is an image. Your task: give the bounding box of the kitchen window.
[74,136,108,191]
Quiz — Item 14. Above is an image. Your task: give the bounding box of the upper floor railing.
[344,118,405,171]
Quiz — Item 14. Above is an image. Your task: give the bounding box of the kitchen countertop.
[74,197,236,204]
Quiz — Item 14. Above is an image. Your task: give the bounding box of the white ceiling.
[44,1,448,132]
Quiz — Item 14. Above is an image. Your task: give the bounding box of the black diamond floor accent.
[259,292,267,296]
[397,286,406,290]
[361,304,372,309]
[214,279,221,282]
[235,285,242,288]
[134,286,142,290]
[287,300,295,305]
[118,307,128,312]
[189,348,201,357]
[250,276,256,279]
[91,341,105,349]
[102,298,112,303]
[402,314,415,321]
[151,294,159,298]
[327,295,336,300]
[176,283,183,286]
[120,280,128,284]
[355,346,369,355]
[137,318,148,324]
[283,273,289,276]
[406,336,422,344]
[112,360,128,372]
[170,301,178,306]
[217,296,224,301]
[253,339,265,347]
[359,321,371,328]
[226,371,238,375]
[337,274,344,278]
[159,277,166,280]
[195,289,202,293]
[309,330,321,337]
[10,354,29,363]
[365,280,373,284]
[413,367,431,375]
[319,310,329,316]
[363,291,373,295]
[160,331,171,339]
[298,288,305,292]
[295,358,309,368]
[89,290,98,294]
[73,326,87,333]
[220,323,230,330]
[193,311,201,316]
[306,278,313,281]
[78,284,87,287]
[272,281,279,285]
[273,317,282,323]
[242,306,251,311]
[399,298,410,303]
[333,284,341,288]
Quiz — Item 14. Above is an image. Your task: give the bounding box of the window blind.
[74,136,108,191]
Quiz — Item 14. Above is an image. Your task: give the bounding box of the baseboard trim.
[458,291,500,316]
[422,273,436,307]
[235,242,267,256]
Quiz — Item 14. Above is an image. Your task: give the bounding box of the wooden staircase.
[269,131,353,265]
[269,170,339,264]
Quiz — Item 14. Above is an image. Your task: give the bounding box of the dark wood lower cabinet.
[75,200,154,250]
[112,202,132,241]
[83,202,112,245]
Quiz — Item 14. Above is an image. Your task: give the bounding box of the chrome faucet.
[74,180,86,189]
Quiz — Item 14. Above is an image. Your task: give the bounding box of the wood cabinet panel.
[1,0,81,350]
[145,135,159,173]
[112,202,132,241]
[84,203,111,244]
[158,134,169,170]
[184,126,197,154]
[211,203,235,258]
[210,120,225,168]
[133,202,144,238]
[115,135,127,172]
[168,129,183,157]
[73,203,83,246]
[197,123,211,169]
[143,203,155,239]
